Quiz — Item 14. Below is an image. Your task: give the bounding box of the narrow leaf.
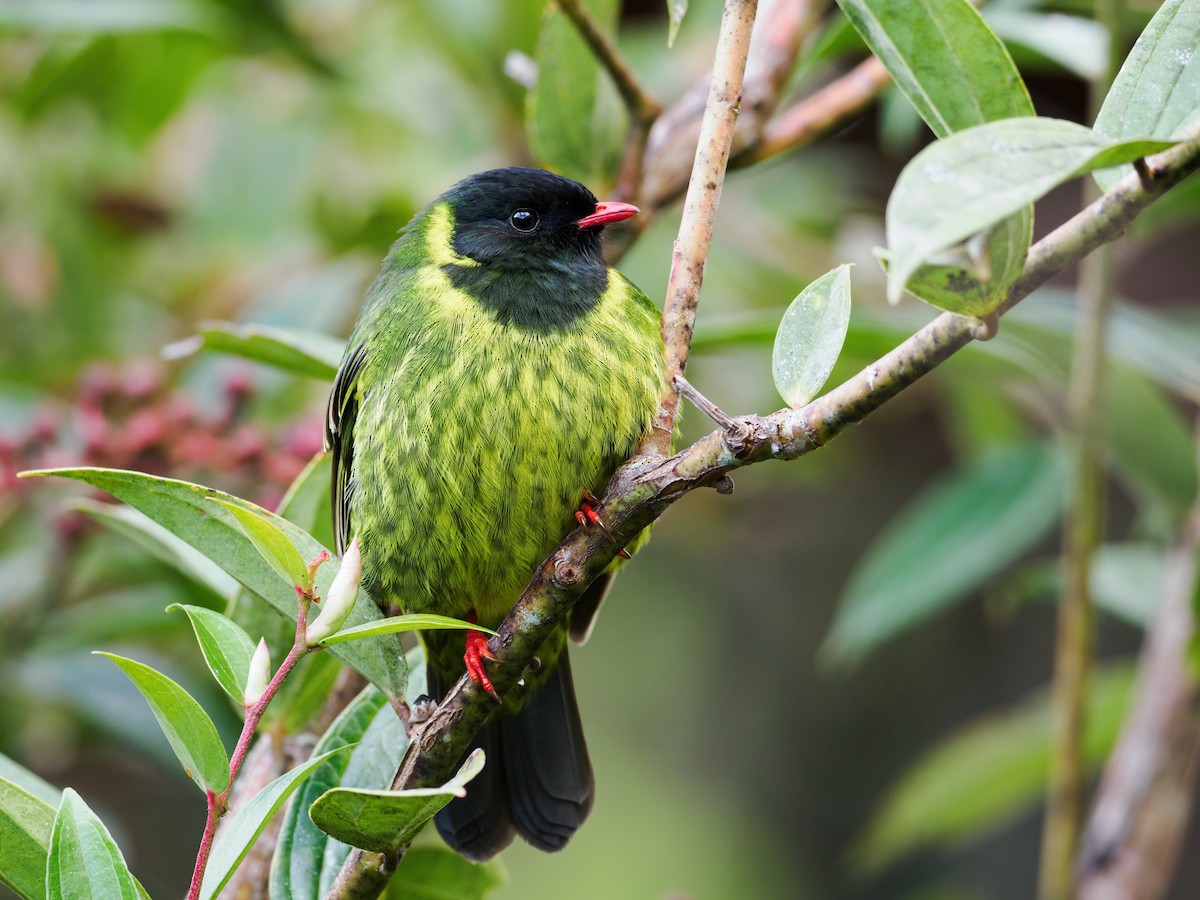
[310,750,485,853]
[666,0,687,48]
[834,0,1034,138]
[1093,0,1200,191]
[986,11,1107,81]
[95,652,230,793]
[315,614,495,648]
[74,499,239,603]
[20,468,406,703]
[772,265,853,408]
[527,0,620,183]
[169,604,258,704]
[886,118,1175,302]
[46,789,140,900]
[199,746,353,900]
[0,754,60,807]
[0,777,56,899]
[851,665,1133,873]
[162,321,342,381]
[211,499,311,591]
[822,443,1066,667]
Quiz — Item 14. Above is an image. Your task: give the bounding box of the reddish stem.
[185,588,315,899]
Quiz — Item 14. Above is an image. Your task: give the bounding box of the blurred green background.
[2,0,1199,898]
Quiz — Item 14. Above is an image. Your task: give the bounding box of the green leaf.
[1091,544,1166,627]
[772,265,853,408]
[169,604,258,704]
[885,118,1176,303]
[211,498,312,591]
[385,846,506,899]
[822,443,1066,668]
[887,209,1033,316]
[73,499,240,603]
[666,0,687,48]
[527,0,620,184]
[851,664,1133,873]
[834,0,1034,139]
[309,750,485,853]
[95,652,230,793]
[314,613,494,648]
[268,651,344,734]
[0,777,56,899]
[0,754,60,808]
[271,652,424,898]
[46,789,140,900]
[1105,367,1199,527]
[162,320,343,381]
[834,0,1036,312]
[1093,0,1200,191]
[985,11,1107,81]
[199,746,353,900]
[21,468,406,704]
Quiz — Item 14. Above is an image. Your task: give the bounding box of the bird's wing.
[325,341,367,556]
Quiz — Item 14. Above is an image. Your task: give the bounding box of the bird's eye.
[509,208,539,232]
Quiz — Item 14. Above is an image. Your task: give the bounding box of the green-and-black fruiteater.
[325,166,666,860]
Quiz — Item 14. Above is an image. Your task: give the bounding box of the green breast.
[347,208,664,629]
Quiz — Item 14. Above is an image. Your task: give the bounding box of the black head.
[442,167,633,270]
[436,167,639,330]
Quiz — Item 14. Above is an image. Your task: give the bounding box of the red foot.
[575,489,613,540]
[464,612,501,703]
[576,490,630,558]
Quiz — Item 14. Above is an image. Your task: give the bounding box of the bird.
[324,166,666,860]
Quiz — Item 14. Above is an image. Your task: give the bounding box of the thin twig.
[324,109,1200,900]
[739,56,891,165]
[642,0,760,456]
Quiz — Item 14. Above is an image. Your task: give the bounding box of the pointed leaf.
[822,443,1066,667]
[271,652,425,899]
[169,604,258,704]
[314,613,495,648]
[834,0,1034,139]
[666,0,688,48]
[95,652,229,793]
[851,665,1133,873]
[199,746,354,900]
[0,777,56,899]
[20,468,406,704]
[0,754,60,807]
[886,118,1176,302]
[772,265,853,408]
[986,11,1107,81]
[310,750,485,852]
[211,499,311,591]
[74,499,240,603]
[1093,0,1200,191]
[46,789,140,900]
[527,0,620,183]
[162,320,342,381]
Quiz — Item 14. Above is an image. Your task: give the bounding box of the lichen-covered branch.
[324,102,1200,900]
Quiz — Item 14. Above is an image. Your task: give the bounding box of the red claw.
[575,490,613,541]
[464,611,501,703]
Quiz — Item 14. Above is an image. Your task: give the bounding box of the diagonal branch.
[559,0,662,123]
[324,108,1200,900]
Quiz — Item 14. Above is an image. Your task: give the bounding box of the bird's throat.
[442,260,608,331]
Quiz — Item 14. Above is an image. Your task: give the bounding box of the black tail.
[428,652,594,861]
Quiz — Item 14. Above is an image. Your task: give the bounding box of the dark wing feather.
[325,342,367,556]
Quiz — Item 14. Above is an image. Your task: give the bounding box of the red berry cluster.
[1,360,325,519]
